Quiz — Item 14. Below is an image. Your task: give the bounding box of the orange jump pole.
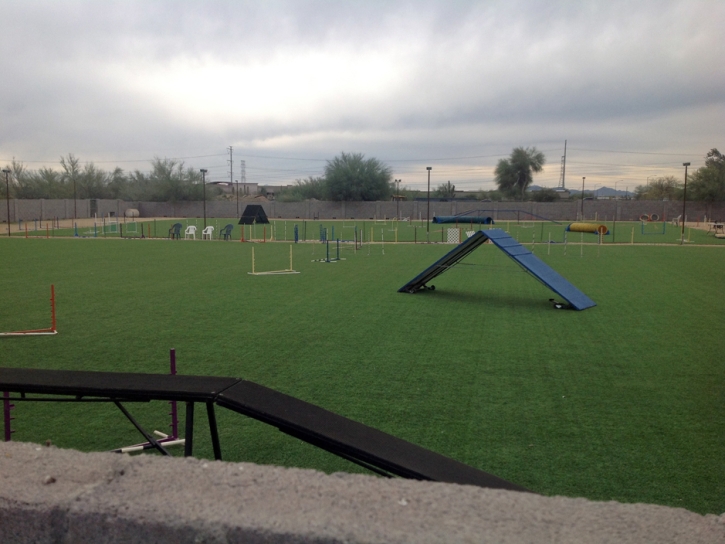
[0,285,57,336]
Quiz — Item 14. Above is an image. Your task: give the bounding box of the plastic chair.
[202,226,214,240]
[219,224,234,240]
[184,225,197,240]
[168,223,182,240]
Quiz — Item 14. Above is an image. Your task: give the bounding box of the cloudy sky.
[1,0,723,192]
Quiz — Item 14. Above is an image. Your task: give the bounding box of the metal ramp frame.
[398,229,596,311]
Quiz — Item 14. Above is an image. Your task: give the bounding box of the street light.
[200,169,208,229]
[613,180,623,244]
[2,168,10,237]
[395,179,401,220]
[581,176,586,220]
[680,162,690,245]
[426,167,432,241]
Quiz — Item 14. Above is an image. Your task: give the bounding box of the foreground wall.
[1,442,723,544]
[2,199,725,223]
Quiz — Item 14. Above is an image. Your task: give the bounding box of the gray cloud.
[1,0,722,189]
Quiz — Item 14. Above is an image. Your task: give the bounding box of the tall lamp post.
[3,168,10,237]
[680,162,690,245]
[235,179,239,217]
[426,167,432,242]
[613,180,623,243]
[200,169,208,229]
[395,179,401,220]
[580,176,586,220]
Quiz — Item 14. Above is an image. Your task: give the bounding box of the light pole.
[581,176,586,220]
[613,180,623,243]
[426,167,432,242]
[200,169,208,229]
[73,176,77,222]
[3,168,10,237]
[680,162,690,245]
[395,179,401,220]
[235,179,239,217]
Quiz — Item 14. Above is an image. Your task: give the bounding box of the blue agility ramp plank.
[397,231,488,293]
[398,229,596,310]
[474,229,596,311]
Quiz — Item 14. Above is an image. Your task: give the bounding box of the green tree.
[434,180,456,198]
[688,148,725,202]
[634,176,682,200]
[531,187,559,202]
[494,147,546,201]
[324,152,392,201]
[278,176,326,201]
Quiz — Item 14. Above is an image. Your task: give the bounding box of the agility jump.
[249,245,300,275]
[0,285,58,337]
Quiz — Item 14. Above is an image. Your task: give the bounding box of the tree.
[434,181,456,198]
[324,152,392,201]
[278,176,326,201]
[689,148,725,202]
[494,147,546,201]
[633,176,682,200]
[531,188,559,202]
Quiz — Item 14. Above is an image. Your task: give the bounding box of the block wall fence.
[2,198,725,223]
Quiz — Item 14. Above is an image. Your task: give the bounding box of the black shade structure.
[238,205,269,224]
[0,367,529,492]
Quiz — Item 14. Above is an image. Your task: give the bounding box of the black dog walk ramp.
[0,367,529,492]
[217,380,528,491]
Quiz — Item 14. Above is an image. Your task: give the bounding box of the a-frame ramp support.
[398,229,596,311]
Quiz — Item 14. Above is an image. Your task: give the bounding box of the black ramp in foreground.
[217,380,529,491]
[0,367,529,492]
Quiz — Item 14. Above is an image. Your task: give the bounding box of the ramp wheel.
[428,285,435,291]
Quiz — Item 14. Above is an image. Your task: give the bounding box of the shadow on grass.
[415,289,550,311]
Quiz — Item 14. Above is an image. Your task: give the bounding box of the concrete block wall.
[3,199,725,223]
[1,441,723,543]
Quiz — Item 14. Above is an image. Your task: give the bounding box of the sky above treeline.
[1,0,723,192]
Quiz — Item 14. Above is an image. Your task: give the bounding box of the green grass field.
[1,235,723,514]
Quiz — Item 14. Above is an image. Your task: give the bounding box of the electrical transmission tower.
[558,140,567,189]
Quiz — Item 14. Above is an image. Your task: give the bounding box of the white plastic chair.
[202,226,214,240]
[184,225,197,240]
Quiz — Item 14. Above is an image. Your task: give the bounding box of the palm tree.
[495,147,546,201]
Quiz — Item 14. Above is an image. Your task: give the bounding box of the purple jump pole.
[169,349,179,439]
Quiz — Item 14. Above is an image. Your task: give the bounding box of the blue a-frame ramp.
[398,229,596,311]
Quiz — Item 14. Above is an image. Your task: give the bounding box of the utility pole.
[681,162,690,245]
[2,168,10,237]
[228,145,233,188]
[200,169,208,229]
[426,167,432,242]
[240,160,246,215]
[395,179,401,220]
[581,176,585,220]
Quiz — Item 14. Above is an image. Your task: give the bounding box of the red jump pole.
[50,285,56,332]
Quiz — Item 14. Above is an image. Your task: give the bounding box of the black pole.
[184,402,194,457]
[3,169,10,237]
[236,179,239,217]
[426,167,432,242]
[200,169,208,230]
[581,176,586,220]
[681,162,690,245]
[206,402,222,461]
[73,177,77,222]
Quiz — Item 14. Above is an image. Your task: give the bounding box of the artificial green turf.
[0,237,723,514]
